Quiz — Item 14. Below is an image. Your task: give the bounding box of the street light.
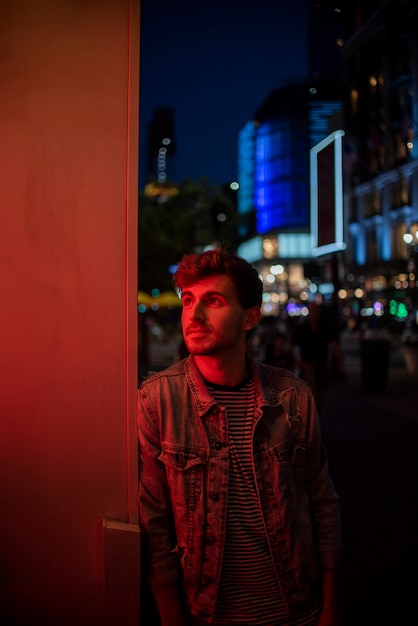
[403,232,418,247]
[402,231,418,276]
[402,230,418,330]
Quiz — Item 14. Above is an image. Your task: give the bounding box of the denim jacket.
[137,355,343,623]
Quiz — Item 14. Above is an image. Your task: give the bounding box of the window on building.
[349,89,358,114]
[263,237,278,259]
[369,74,378,94]
[389,179,408,210]
[392,222,407,258]
[366,228,378,264]
[400,176,410,206]
[364,188,381,217]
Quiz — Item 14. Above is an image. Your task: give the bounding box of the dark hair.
[173,249,263,309]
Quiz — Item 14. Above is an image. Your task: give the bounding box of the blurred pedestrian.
[263,330,296,372]
[138,249,343,626]
[292,301,344,411]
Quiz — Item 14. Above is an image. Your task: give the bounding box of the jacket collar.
[184,353,291,414]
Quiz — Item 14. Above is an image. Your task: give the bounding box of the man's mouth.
[186,326,210,335]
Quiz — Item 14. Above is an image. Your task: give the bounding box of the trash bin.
[360,339,390,390]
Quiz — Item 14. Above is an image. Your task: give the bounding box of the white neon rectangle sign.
[310,129,346,256]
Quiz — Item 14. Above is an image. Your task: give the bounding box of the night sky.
[139,0,311,188]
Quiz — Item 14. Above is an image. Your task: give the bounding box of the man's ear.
[243,306,261,331]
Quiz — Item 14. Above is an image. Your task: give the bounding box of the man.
[138,249,343,626]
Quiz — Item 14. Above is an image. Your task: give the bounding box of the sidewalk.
[326,330,418,420]
[320,331,418,624]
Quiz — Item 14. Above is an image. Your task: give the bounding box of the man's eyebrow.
[181,289,226,299]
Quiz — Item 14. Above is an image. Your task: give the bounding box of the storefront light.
[318,283,334,296]
[360,307,374,317]
[270,264,284,275]
[287,302,300,316]
[374,302,384,316]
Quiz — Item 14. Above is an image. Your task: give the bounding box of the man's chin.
[185,342,215,356]
[187,347,211,356]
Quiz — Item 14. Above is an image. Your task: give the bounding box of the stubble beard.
[184,327,242,357]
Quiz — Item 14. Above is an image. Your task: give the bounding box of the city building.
[341,0,418,333]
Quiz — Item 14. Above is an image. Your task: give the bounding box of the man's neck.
[194,352,249,388]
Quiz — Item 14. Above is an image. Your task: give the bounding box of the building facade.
[342,0,418,332]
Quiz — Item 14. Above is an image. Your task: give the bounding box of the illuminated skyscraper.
[146,107,176,184]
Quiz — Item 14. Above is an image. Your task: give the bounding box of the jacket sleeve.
[304,390,344,569]
[137,385,182,585]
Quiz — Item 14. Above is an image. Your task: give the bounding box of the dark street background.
[141,329,418,624]
[320,333,418,624]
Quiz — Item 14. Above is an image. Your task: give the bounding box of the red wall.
[0,1,140,624]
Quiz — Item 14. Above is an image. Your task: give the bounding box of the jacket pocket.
[159,445,207,507]
[273,441,307,496]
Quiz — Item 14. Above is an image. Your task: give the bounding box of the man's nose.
[190,300,205,319]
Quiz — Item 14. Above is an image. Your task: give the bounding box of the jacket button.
[210,492,219,501]
[214,441,223,450]
[206,535,216,544]
[202,575,213,584]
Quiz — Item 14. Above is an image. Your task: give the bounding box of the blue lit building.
[238,82,343,232]
[237,120,256,237]
[237,81,343,315]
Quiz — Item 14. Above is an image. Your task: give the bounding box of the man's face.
[180,274,259,356]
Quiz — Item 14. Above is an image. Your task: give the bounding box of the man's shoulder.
[256,360,310,392]
[138,359,188,389]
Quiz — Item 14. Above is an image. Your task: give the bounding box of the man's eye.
[182,297,192,306]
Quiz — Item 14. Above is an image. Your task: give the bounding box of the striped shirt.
[191,377,320,626]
